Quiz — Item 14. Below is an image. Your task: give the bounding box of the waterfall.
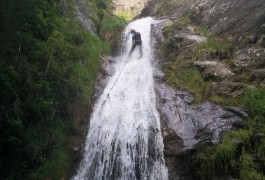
[73,17,168,180]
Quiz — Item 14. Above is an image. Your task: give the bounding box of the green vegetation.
[195,87,265,179]
[0,0,125,179]
[75,0,125,54]
[194,37,234,60]
[165,64,212,103]
[99,12,125,53]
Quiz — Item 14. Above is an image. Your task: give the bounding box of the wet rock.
[194,61,234,81]
[155,82,246,150]
[92,56,114,101]
[154,82,247,180]
[153,68,166,81]
[162,128,183,156]
[100,55,114,76]
[165,157,181,180]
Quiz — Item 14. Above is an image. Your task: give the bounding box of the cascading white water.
[73,17,168,180]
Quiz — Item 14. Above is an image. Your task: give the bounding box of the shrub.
[243,86,265,123]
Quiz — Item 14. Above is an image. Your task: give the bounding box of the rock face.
[198,0,265,37]
[92,55,114,102]
[151,21,248,179]
[153,67,247,179]
[189,0,265,78]
[145,0,265,37]
[155,81,246,150]
[149,5,257,176]
[73,0,97,34]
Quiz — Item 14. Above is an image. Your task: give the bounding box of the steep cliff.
[146,0,265,100]
[142,0,265,179]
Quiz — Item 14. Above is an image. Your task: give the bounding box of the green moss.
[209,95,240,106]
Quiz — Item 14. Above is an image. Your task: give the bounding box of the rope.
[107,55,130,97]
